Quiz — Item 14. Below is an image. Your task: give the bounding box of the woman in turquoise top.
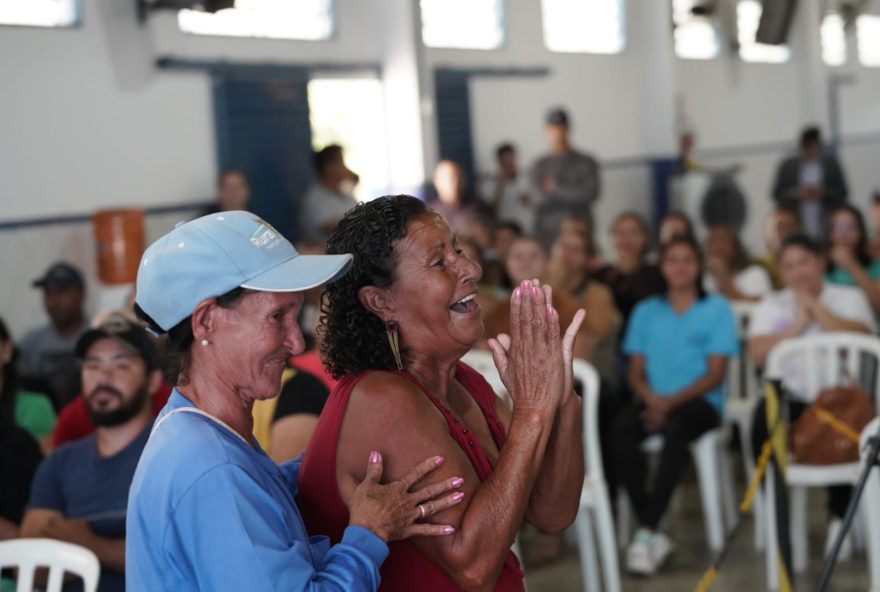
[611,235,737,576]
[826,204,880,314]
[0,317,56,454]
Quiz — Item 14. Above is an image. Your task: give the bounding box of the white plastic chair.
[0,538,100,592]
[570,360,621,592]
[860,417,880,592]
[723,301,766,550]
[762,332,880,589]
[616,427,738,553]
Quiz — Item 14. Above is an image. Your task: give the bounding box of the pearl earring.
[200,339,209,347]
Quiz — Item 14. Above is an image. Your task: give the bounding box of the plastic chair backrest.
[764,332,880,407]
[0,538,100,592]
[572,359,603,481]
[460,350,508,405]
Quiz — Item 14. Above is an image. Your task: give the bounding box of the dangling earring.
[386,321,404,371]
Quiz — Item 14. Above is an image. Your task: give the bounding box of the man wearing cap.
[20,315,161,592]
[126,211,462,591]
[530,107,601,248]
[18,261,89,408]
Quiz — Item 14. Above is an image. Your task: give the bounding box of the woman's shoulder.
[700,293,735,315]
[349,371,438,416]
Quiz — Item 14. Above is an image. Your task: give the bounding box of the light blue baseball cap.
[136,211,352,332]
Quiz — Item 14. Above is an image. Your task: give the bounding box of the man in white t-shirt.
[747,233,874,557]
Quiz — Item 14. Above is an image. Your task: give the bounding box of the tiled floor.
[522,467,872,591]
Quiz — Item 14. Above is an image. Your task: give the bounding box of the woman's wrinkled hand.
[488,279,584,417]
[348,452,465,542]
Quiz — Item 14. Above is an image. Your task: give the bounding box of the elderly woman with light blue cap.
[126,212,465,591]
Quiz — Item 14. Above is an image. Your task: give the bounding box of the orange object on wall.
[92,209,145,285]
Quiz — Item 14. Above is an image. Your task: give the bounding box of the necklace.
[404,370,477,449]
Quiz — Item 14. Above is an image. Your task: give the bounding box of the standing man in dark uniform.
[531,107,601,248]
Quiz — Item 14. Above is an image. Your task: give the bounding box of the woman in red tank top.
[298,196,587,591]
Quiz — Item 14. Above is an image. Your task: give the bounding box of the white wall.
[2,0,880,334]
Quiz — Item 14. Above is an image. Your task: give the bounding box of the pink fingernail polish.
[451,477,464,487]
[452,492,465,501]
[435,456,445,465]
[513,288,521,299]
[444,526,455,534]
[370,451,378,463]
[532,286,539,297]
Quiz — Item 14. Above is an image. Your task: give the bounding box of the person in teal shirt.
[825,204,880,315]
[1,317,56,455]
[612,235,737,576]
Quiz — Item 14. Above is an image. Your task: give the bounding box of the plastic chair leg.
[616,492,630,549]
[765,471,779,591]
[865,465,880,592]
[693,434,725,552]
[576,506,601,592]
[718,446,738,531]
[593,483,622,592]
[790,486,808,573]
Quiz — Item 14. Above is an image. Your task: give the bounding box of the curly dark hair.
[320,195,429,378]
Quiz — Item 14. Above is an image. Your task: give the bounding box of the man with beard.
[20,314,160,592]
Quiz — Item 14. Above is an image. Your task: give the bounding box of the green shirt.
[14,389,57,440]
[826,260,880,286]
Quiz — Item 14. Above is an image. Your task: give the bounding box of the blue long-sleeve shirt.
[126,390,387,591]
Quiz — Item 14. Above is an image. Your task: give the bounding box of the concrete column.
[379,0,431,192]
[628,0,679,156]
[792,0,831,133]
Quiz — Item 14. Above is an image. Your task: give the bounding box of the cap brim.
[240,254,353,292]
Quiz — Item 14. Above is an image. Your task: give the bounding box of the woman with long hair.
[0,316,45,541]
[703,224,772,301]
[825,204,880,313]
[298,195,586,590]
[611,236,737,576]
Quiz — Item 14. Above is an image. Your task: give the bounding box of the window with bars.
[541,0,626,54]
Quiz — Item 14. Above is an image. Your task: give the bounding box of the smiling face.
[385,214,483,360]
[612,216,649,262]
[550,231,589,274]
[506,237,546,286]
[209,291,305,401]
[828,209,862,250]
[779,245,824,293]
[660,242,701,292]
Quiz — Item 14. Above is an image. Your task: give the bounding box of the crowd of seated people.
[3,118,880,589]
